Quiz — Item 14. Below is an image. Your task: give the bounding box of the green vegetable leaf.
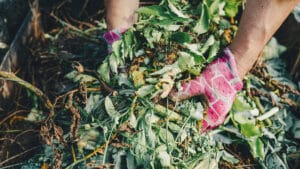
[123,29,135,60]
[112,40,123,59]
[240,123,262,138]
[159,128,175,146]
[136,5,166,16]
[218,150,239,164]
[109,54,120,74]
[167,0,189,19]
[136,85,156,97]
[157,151,171,167]
[194,158,218,169]
[171,32,192,44]
[207,40,220,63]
[248,138,265,159]
[199,35,215,54]
[193,4,210,35]
[98,60,110,83]
[105,96,120,124]
[178,52,195,71]
[225,0,241,17]
[232,93,253,113]
[234,111,255,125]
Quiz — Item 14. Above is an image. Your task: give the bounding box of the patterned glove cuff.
[103,28,127,44]
[103,28,128,53]
[222,47,243,91]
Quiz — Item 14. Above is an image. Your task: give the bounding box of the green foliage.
[225,0,243,18]
[193,3,210,35]
[22,1,300,169]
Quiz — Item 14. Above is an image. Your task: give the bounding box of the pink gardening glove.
[170,48,243,131]
[103,28,127,53]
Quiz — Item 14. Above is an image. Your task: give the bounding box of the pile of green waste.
[20,0,299,168]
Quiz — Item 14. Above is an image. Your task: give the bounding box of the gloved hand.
[103,28,127,53]
[170,48,243,131]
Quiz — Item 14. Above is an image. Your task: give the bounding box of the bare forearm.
[229,0,299,78]
[105,0,139,30]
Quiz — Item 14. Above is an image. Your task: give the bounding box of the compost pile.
[0,0,299,169]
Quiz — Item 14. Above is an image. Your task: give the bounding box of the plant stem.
[0,71,53,112]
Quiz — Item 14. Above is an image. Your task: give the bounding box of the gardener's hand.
[103,0,139,53]
[169,48,243,131]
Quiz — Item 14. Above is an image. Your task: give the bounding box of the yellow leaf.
[132,70,145,87]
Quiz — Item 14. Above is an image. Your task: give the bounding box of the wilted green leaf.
[85,94,101,114]
[123,29,135,59]
[218,150,239,164]
[233,111,255,125]
[205,0,226,23]
[98,60,110,83]
[232,93,253,113]
[265,153,287,169]
[199,35,215,54]
[171,32,191,44]
[109,54,120,74]
[137,85,156,97]
[105,96,120,124]
[225,0,242,17]
[189,102,204,120]
[112,40,123,59]
[159,128,175,146]
[168,122,181,133]
[154,104,182,121]
[167,0,189,19]
[240,123,262,138]
[248,138,265,159]
[134,128,148,166]
[178,52,195,71]
[207,40,220,63]
[136,5,166,16]
[65,71,96,83]
[194,158,218,169]
[193,4,210,35]
[143,28,162,48]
